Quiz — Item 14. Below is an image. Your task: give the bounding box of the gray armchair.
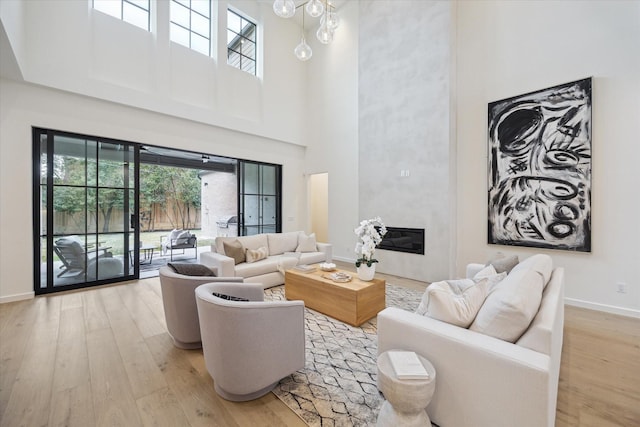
[158,266,242,349]
[195,282,306,401]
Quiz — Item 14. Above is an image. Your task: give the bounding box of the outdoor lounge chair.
[53,236,113,277]
[161,230,198,261]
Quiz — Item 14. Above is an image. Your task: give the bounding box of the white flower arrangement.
[354,217,387,268]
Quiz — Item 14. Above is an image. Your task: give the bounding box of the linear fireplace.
[377,227,425,255]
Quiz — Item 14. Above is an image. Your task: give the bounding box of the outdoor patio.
[138,245,210,278]
[42,243,212,287]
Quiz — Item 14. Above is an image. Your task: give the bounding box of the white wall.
[2,0,638,316]
[0,0,307,145]
[456,0,640,316]
[0,0,313,302]
[0,78,306,302]
[308,173,328,243]
[304,0,360,262]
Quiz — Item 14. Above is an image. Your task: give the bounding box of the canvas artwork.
[488,78,592,252]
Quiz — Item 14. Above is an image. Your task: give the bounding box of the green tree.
[140,165,170,231]
[168,168,201,229]
[51,156,87,233]
[52,154,128,233]
[139,165,201,231]
[91,158,126,233]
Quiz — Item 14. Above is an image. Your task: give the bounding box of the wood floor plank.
[144,277,163,300]
[556,306,640,426]
[0,299,18,335]
[1,305,59,427]
[82,289,110,332]
[0,300,38,421]
[116,282,166,338]
[48,381,96,427]
[145,332,240,427]
[133,280,168,329]
[1,273,638,427]
[104,295,168,400]
[217,395,307,427]
[182,340,306,427]
[60,291,83,311]
[51,307,90,393]
[86,327,142,427]
[136,386,191,427]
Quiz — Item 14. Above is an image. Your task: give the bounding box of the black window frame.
[169,0,212,56]
[92,0,151,32]
[226,8,257,75]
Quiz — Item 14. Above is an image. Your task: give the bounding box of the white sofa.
[377,254,564,427]
[200,231,332,289]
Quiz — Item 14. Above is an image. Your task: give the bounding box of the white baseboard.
[332,255,355,264]
[564,297,640,319]
[0,291,35,304]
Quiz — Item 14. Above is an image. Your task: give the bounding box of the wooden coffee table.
[284,267,386,326]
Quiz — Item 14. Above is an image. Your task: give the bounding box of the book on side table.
[388,351,430,380]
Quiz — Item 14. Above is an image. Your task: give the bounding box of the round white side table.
[376,351,436,427]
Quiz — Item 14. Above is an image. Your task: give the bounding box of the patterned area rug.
[265,284,424,427]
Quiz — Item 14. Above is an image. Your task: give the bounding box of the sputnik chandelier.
[273,0,340,61]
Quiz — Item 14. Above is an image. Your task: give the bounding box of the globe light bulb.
[273,0,296,18]
[316,24,334,44]
[294,37,313,61]
[305,0,324,18]
[321,9,340,30]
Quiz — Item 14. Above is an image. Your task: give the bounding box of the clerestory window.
[93,0,150,31]
[227,9,257,75]
[170,0,212,56]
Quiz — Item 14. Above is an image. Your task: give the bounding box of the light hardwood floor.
[1,265,638,427]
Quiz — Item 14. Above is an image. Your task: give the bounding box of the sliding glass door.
[34,129,138,294]
[33,128,283,293]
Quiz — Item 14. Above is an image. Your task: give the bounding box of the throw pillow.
[267,231,300,255]
[211,292,249,302]
[473,264,497,280]
[473,265,507,292]
[223,239,246,265]
[167,263,215,276]
[415,278,489,328]
[509,254,553,287]
[168,229,181,240]
[469,268,544,342]
[486,254,519,274]
[296,233,317,253]
[174,230,191,245]
[245,246,268,263]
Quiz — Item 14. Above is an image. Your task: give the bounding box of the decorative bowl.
[323,272,352,283]
[320,262,337,271]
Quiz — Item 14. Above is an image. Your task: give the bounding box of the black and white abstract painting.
[488,78,592,252]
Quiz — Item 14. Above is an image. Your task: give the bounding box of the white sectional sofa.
[377,254,564,427]
[200,231,332,289]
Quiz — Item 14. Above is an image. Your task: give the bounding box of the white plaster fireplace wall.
[358,1,455,282]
